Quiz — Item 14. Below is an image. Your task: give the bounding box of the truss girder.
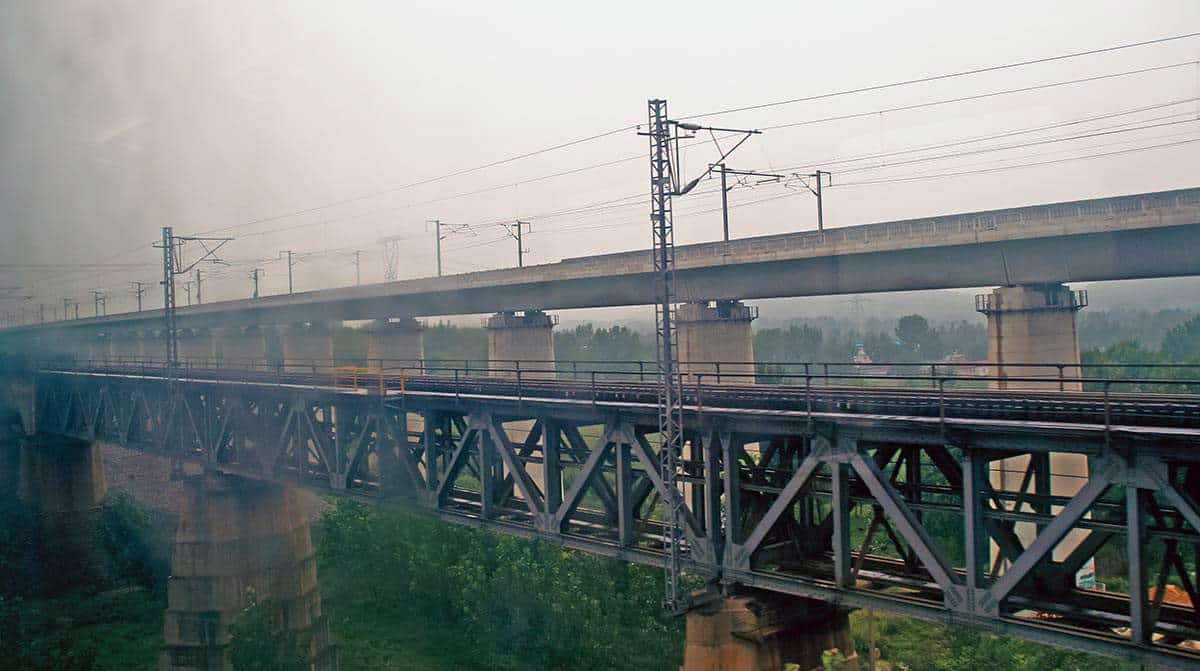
[19,371,1200,670]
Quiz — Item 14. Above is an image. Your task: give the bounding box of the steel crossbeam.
[12,366,1200,670]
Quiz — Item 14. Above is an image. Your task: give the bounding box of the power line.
[755,61,1198,134]
[835,136,1200,187]
[820,116,1200,177]
[835,125,1200,182]
[34,110,1197,301]
[680,32,1200,120]
[168,63,1195,253]
[772,97,1200,173]
[532,131,1200,238]
[189,124,639,237]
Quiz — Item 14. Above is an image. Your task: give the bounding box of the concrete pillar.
[162,474,337,671]
[978,284,1092,587]
[682,591,858,671]
[485,310,557,379]
[177,328,216,367]
[214,326,270,369]
[109,330,147,363]
[364,318,425,370]
[280,322,335,374]
[976,283,1087,391]
[677,300,757,385]
[87,333,113,364]
[18,436,109,591]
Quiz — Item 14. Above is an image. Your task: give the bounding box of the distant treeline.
[329,308,1198,369]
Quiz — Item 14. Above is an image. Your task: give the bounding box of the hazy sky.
[1,0,1198,320]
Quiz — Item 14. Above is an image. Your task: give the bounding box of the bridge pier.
[18,436,109,592]
[85,332,112,364]
[177,328,216,367]
[485,310,556,378]
[162,473,336,671]
[682,591,857,671]
[977,283,1093,584]
[976,283,1087,391]
[677,300,757,385]
[280,322,335,374]
[214,325,271,368]
[108,329,147,363]
[364,318,424,370]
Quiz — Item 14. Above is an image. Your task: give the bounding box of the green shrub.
[95,491,169,591]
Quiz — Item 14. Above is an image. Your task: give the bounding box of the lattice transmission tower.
[641,99,762,613]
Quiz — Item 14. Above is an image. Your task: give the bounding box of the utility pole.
[640,99,761,614]
[91,290,106,316]
[431,220,442,277]
[194,269,203,304]
[250,268,262,299]
[505,221,531,267]
[279,250,295,294]
[644,99,685,614]
[159,228,178,368]
[428,220,473,278]
[183,282,192,306]
[154,226,231,371]
[38,303,45,323]
[720,163,729,241]
[131,281,145,312]
[804,170,832,233]
[713,164,783,242]
[63,297,73,321]
[352,250,362,285]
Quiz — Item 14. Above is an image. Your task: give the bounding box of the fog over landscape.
[3,5,1200,671]
[2,1,1198,326]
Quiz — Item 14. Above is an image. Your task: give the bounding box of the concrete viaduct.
[4,186,1200,670]
[3,186,1199,388]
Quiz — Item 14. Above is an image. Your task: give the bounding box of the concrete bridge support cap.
[976,283,1086,392]
[214,325,270,369]
[280,322,336,374]
[677,300,757,385]
[364,318,425,370]
[485,310,556,379]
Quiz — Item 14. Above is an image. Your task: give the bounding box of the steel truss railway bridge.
[8,357,1200,669]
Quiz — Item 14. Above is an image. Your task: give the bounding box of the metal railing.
[30,355,1200,442]
[33,353,1200,386]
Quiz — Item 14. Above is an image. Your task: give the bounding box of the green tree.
[1161,315,1200,362]
[96,491,169,591]
[895,314,944,361]
[554,324,652,379]
[423,322,488,369]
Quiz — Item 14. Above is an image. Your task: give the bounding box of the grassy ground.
[2,588,164,671]
[62,589,164,670]
[0,492,1148,671]
[322,602,484,671]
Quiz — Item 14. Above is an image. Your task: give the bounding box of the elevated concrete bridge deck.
[4,187,1199,336]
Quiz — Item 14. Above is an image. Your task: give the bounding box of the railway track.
[56,363,1200,431]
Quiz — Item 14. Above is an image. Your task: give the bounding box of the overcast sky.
[1,0,1198,320]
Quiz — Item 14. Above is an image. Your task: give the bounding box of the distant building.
[852,344,872,365]
[941,350,990,377]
